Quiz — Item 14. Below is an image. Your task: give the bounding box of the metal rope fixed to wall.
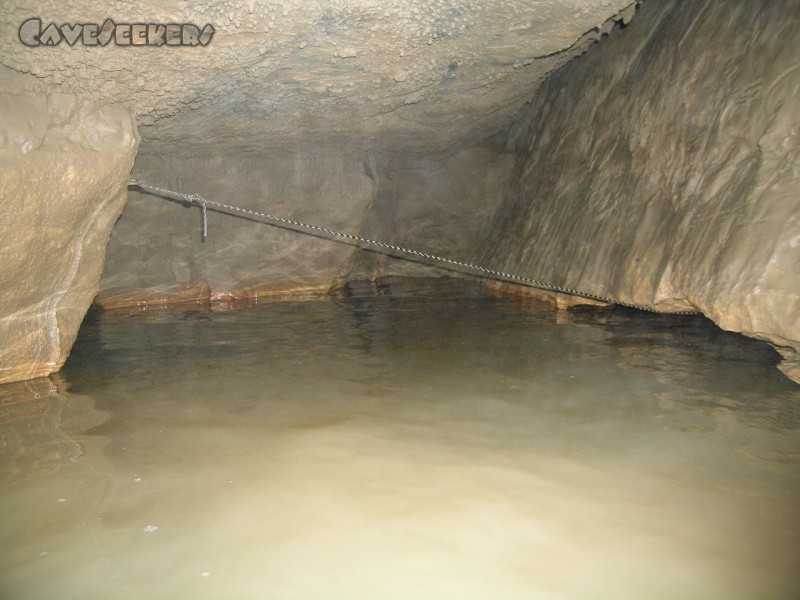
[127,180,698,315]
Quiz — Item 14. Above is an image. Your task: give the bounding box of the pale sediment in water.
[1,278,799,600]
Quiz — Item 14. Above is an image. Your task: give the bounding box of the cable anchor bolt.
[189,193,208,242]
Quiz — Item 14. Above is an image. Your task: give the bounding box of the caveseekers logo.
[18,18,214,47]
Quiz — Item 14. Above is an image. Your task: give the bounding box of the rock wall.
[98,144,513,306]
[477,0,800,381]
[98,151,377,307]
[346,144,514,282]
[0,69,138,384]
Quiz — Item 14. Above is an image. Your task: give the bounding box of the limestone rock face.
[98,145,513,307]
[97,152,377,307]
[477,0,800,381]
[0,70,138,384]
[346,146,515,281]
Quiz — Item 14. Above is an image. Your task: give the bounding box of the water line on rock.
[127,180,699,315]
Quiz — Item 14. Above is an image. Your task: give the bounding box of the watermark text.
[19,18,215,47]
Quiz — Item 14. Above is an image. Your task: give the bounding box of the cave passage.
[1,0,799,598]
[1,0,798,385]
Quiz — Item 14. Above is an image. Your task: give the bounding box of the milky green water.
[1,278,799,600]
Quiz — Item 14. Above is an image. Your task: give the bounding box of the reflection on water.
[1,277,799,600]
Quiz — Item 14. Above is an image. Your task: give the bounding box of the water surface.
[2,278,799,599]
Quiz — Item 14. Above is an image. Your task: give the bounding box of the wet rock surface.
[0,69,138,383]
[477,0,800,381]
[98,145,514,308]
[98,152,377,307]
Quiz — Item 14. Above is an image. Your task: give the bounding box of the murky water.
[1,278,799,600]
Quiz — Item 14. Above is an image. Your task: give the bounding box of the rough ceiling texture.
[1,0,636,152]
